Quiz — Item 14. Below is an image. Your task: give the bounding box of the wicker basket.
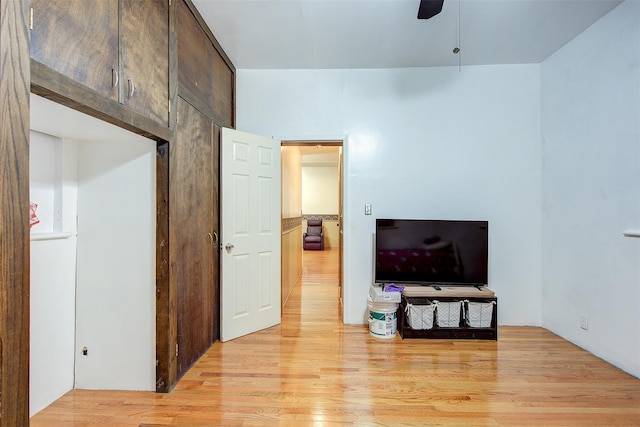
[466,300,495,328]
[435,300,463,328]
[406,302,436,330]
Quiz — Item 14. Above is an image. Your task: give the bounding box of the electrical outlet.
[580,316,588,330]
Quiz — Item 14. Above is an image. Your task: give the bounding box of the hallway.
[282,247,342,327]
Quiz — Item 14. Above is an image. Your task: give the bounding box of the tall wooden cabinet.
[163,0,234,384]
[172,97,220,379]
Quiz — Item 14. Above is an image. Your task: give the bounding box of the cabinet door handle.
[128,78,135,98]
[208,232,219,248]
[112,69,119,88]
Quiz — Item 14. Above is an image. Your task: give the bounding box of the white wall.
[74,138,156,390]
[541,0,640,378]
[29,132,78,416]
[302,165,339,214]
[29,131,61,232]
[30,130,156,413]
[30,95,157,413]
[237,65,543,325]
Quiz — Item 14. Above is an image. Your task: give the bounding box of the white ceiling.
[30,94,150,144]
[193,0,623,69]
[298,145,341,165]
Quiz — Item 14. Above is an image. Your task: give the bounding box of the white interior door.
[221,128,281,342]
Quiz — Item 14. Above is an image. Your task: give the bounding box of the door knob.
[225,243,235,251]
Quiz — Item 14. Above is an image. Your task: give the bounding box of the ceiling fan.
[417,0,445,19]
[418,0,461,59]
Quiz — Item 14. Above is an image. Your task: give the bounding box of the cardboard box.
[369,285,401,303]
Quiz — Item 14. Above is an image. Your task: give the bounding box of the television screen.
[375,219,488,286]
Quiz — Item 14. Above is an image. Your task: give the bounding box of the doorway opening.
[280,140,344,317]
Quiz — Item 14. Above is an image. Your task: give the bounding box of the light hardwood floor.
[31,247,640,426]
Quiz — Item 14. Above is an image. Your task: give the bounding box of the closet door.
[171,97,218,378]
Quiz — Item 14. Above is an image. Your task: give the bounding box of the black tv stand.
[397,286,497,340]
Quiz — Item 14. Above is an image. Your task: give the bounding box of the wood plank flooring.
[31,248,640,426]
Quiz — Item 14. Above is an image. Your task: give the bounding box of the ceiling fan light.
[417,0,445,20]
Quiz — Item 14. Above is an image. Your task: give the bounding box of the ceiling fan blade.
[417,0,444,19]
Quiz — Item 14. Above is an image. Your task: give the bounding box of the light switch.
[365,204,372,215]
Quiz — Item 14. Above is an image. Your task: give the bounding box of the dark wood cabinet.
[177,0,235,128]
[177,0,215,111]
[31,0,170,127]
[121,0,170,126]
[30,0,120,102]
[212,48,234,128]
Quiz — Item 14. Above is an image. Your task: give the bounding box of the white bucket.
[368,297,398,339]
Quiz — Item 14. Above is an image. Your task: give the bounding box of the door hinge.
[175,343,178,357]
[29,7,34,30]
[176,111,179,124]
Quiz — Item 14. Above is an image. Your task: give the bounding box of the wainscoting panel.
[281,217,302,307]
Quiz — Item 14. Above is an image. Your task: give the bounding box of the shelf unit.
[397,287,498,340]
[30,232,73,241]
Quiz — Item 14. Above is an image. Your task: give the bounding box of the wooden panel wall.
[154,0,178,394]
[0,0,31,424]
[155,141,174,392]
[281,226,303,307]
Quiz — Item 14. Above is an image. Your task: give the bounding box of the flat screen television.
[375,219,488,286]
